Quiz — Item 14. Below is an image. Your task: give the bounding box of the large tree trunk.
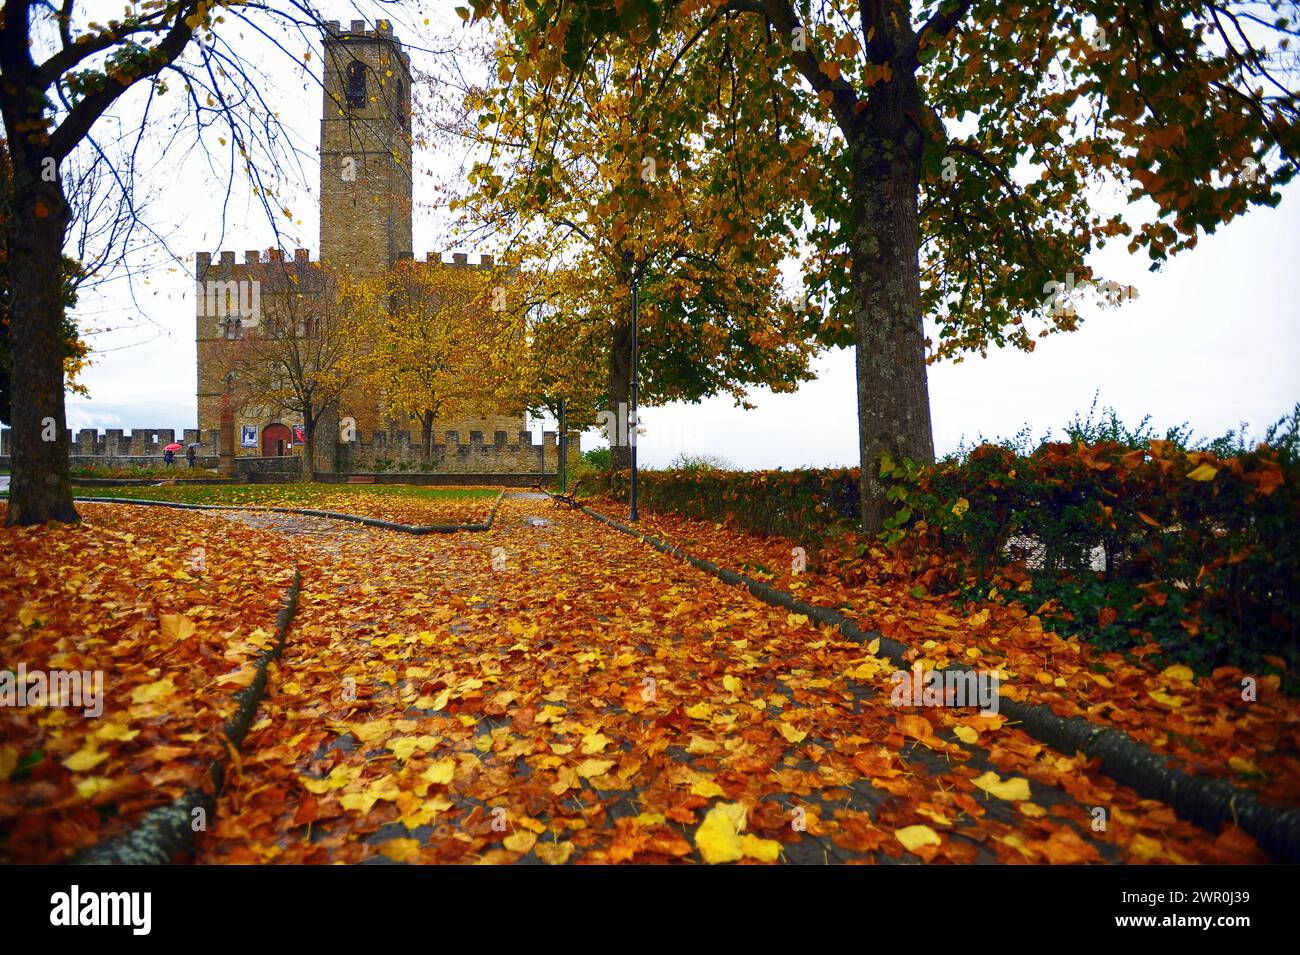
[849,103,935,535]
[608,317,633,473]
[4,166,77,526]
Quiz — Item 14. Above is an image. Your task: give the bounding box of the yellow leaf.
[685,702,712,720]
[387,735,438,760]
[580,732,611,755]
[302,764,358,794]
[368,775,401,802]
[421,758,456,785]
[350,719,393,744]
[690,778,726,798]
[953,725,979,745]
[549,766,578,795]
[722,675,743,695]
[379,838,422,862]
[92,722,138,743]
[971,770,1031,801]
[75,776,114,800]
[577,758,615,779]
[695,802,748,864]
[1186,463,1218,481]
[160,613,196,641]
[1161,664,1195,684]
[1228,756,1261,775]
[1148,690,1186,708]
[739,833,781,862]
[130,678,175,705]
[896,824,942,852]
[63,746,108,772]
[535,841,575,865]
[503,830,538,854]
[777,722,807,744]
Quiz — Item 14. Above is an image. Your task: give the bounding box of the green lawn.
[74,483,499,507]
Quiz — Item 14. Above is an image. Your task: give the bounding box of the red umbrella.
[164,442,183,452]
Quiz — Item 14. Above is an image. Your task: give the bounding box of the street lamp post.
[629,269,639,522]
[558,397,567,494]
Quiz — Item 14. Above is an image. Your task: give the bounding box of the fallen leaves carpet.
[191,496,1264,864]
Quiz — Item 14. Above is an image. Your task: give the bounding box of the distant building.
[194,20,533,472]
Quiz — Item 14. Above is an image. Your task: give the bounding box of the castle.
[191,19,562,475]
[0,21,570,478]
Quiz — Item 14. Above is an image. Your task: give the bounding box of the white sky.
[56,2,1299,466]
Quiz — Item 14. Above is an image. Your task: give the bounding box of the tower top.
[318,18,413,278]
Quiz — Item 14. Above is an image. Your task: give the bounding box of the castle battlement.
[337,428,579,475]
[194,250,495,277]
[323,19,411,66]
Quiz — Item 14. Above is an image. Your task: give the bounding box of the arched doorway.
[262,423,292,457]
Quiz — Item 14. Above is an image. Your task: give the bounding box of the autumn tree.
[463,0,1299,531]
[225,265,365,476]
[446,28,819,469]
[359,260,529,462]
[0,0,406,524]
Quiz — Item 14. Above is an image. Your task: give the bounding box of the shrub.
[881,407,1300,678]
[668,451,735,472]
[609,466,859,541]
[582,447,612,471]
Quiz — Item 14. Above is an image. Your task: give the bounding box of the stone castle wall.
[339,428,578,474]
[0,426,579,477]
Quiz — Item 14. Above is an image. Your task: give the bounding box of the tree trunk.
[302,410,315,483]
[608,317,633,473]
[420,410,434,463]
[849,106,935,535]
[4,166,77,526]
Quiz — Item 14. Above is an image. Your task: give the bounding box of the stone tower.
[319,19,412,279]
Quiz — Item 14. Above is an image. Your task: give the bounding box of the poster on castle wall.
[292,425,306,445]
[241,425,258,448]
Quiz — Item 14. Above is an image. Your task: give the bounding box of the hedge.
[605,433,1298,680]
[607,466,859,542]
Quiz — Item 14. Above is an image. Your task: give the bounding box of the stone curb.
[567,498,1300,864]
[74,571,302,865]
[71,489,506,534]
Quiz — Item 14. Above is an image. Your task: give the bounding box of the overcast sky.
[57,1,1299,467]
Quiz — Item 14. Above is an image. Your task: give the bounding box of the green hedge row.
[607,466,859,541]
[605,425,1298,679]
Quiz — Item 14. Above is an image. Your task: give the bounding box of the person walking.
[186,443,199,468]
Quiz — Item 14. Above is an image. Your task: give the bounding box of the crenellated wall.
[338,428,579,474]
[0,425,579,478]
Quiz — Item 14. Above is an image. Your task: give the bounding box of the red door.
[262,423,292,457]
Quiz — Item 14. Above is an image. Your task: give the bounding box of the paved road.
[193,496,1231,864]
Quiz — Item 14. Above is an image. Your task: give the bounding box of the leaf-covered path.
[199,496,1261,864]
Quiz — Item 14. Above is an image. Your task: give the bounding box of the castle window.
[346,61,367,109]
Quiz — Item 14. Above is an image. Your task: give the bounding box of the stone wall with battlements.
[338,428,578,474]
